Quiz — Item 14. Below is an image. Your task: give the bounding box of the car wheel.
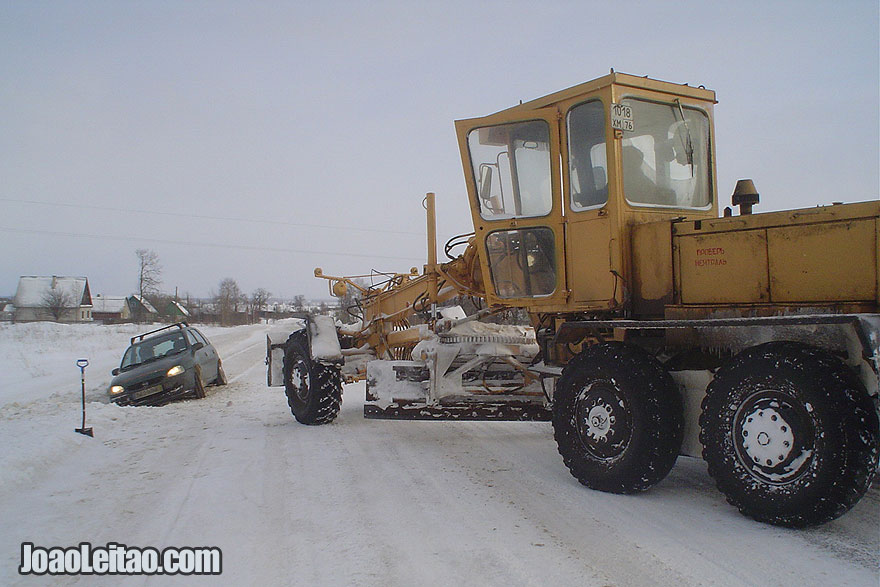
[193,365,206,399]
[215,360,228,385]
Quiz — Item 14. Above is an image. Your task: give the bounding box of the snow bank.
[0,322,247,492]
[0,321,233,407]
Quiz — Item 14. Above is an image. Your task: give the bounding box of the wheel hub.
[290,359,310,401]
[740,407,795,467]
[586,404,615,441]
[733,392,814,484]
[575,382,631,460]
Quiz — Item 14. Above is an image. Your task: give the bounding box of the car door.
[192,329,218,382]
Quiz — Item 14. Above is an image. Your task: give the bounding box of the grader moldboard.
[267,72,880,527]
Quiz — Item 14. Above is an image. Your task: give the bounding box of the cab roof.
[484,71,717,118]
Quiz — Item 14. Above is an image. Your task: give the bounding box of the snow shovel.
[75,359,93,437]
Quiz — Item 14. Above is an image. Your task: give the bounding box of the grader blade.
[364,400,551,421]
[364,354,550,421]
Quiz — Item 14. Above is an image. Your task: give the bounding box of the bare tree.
[41,287,75,321]
[251,288,271,324]
[292,294,306,312]
[335,278,365,323]
[136,249,162,299]
[215,278,242,325]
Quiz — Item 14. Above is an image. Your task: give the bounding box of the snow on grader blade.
[269,71,880,528]
[363,325,551,421]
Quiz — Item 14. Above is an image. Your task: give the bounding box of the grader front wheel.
[552,342,683,494]
[282,332,343,425]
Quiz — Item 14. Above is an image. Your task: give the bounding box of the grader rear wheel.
[552,342,683,494]
[700,341,880,527]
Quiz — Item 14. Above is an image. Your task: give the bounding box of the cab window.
[567,100,608,210]
[467,120,552,220]
[486,228,556,298]
[621,98,711,209]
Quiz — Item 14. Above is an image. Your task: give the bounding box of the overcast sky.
[1,1,877,301]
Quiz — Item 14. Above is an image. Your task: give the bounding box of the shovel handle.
[76,359,89,371]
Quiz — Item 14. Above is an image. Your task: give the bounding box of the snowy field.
[0,321,877,586]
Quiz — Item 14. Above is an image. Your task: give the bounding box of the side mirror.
[112,368,119,376]
[192,342,205,352]
[478,164,493,202]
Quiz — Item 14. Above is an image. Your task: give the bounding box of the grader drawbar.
[268,72,880,528]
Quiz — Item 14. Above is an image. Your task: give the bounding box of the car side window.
[185,330,199,347]
[192,329,209,346]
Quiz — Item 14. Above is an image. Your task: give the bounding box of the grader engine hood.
[631,200,880,314]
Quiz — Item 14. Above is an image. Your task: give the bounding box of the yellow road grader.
[267,72,879,527]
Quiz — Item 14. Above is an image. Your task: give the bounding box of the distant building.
[0,302,14,322]
[165,300,190,320]
[91,295,132,323]
[127,295,159,322]
[13,276,93,322]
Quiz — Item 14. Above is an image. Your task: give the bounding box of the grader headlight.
[332,281,348,298]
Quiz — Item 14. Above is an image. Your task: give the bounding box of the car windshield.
[120,332,188,370]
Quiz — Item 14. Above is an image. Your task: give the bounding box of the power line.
[0,225,427,264]
[0,197,425,237]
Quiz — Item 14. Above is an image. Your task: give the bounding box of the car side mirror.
[192,342,204,351]
[112,368,119,376]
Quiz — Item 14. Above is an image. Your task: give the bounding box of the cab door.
[454,108,568,309]
[560,98,619,307]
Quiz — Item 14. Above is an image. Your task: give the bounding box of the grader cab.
[268,72,880,528]
[455,73,717,314]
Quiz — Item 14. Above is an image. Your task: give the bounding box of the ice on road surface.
[0,322,877,585]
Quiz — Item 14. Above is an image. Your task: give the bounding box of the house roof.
[128,295,158,314]
[92,295,129,314]
[14,276,92,308]
[168,300,190,316]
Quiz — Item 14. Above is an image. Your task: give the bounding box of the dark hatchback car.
[108,323,227,406]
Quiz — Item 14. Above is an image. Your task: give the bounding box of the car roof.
[130,322,190,345]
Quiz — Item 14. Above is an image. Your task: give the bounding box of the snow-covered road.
[1,322,877,585]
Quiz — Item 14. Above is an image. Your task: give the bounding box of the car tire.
[700,341,880,527]
[552,342,683,494]
[215,360,228,386]
[193,365,206,399]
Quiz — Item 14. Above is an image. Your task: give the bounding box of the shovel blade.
[75,427,94,437]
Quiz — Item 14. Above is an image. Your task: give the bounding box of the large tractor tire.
[700,341,880,527]
[282,331,343,425]
[553,342,684,493]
